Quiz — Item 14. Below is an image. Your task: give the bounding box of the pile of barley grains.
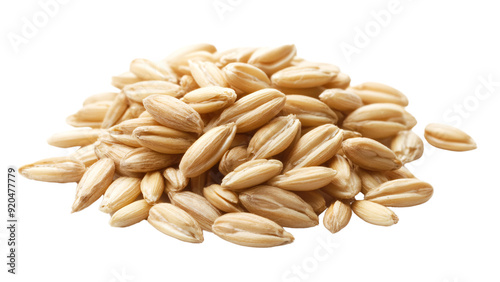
[20,44,477,248]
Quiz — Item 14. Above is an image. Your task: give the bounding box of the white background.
[1,0,499,281]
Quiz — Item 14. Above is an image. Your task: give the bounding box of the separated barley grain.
[424,123,477,151]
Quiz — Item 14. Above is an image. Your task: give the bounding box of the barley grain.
[424,123,477,151]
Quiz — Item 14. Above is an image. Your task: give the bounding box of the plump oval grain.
[284,124,343,172]
[247,44,297,75]
[120,147,181,174]
[169,191,222,231]
[123,80,182,103]
[141,171,165,204]
[364,178,433,207]
[211,88,286,133]
[424,123,477,151]
[148,203,204,243]
[109,199,152,228]
[132,125,197,154]
[188,60,228,87]
[143,95,204,134]
[239,185,318,228]
[280,95,338,126]
[221,159,283,190]
[222,62,271,94]
[72,158,115,213]
[180,86,237,114]
[99,177,142,213]
[268,166,337,192]
[343,103,412,139]
[323,200,352,234]
[163,167,189,192]
[179,123,237,178]
[213,212,294,248]
[271,65,336,88]
[343,137,402,171]
[351,200,399,226]
[319,88,363,112]
[348,82,408,106]
[247,114,301,160]
[390,130,424,164]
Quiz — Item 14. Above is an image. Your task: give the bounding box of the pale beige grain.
[343,103,411,139]
[342,137,402,171]
[348,82,408,106]
[101,93,129,129]
[170,191,222,231]
[323,200,352,234]
[99,177,142,213]
[141,171,164,204]
[221,159,283,190]
[120,147,181,173]
[247,44,297,75]
[391,130,424,164]
[284,124,343,172]
[148,203,204,243]
[319,88,363,112]
[188,60,228,87]
[179,123,237,178]
[109,199,151,227]
[180,86,237,114]
[271,65,336,88]
[210,88,286,133]
[268,166,337,192]
[163,167,189,192]
[247,114,301,160]
[281,95,338,126]
[424,123,477,151]
[351,200,399,226]
[239,185,318,228]
[123,80,182,103]
[47,129,102,148]
[143,94,204,134]
[19,157,86,183]
[222,62,271,94]
[212,212,294,248]
[132,125,197,154]
[364,178,433,207]
[72,158,115,213]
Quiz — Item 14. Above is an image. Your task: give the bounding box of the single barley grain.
[424,123,477,151]
[212,212,294,248]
